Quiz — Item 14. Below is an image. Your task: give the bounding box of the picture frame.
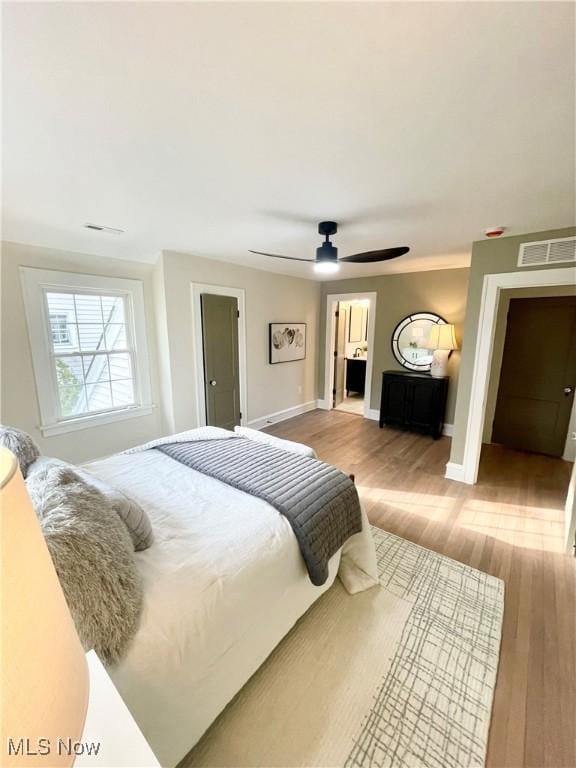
[268,323,307,364]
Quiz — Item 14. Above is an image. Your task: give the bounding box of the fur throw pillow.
[26,465,143,665]
[27,456,154,552]
[0,425,40,477]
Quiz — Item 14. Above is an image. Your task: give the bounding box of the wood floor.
[266,409,576,768]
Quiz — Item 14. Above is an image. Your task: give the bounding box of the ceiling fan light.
[314,261,340,274]
[317,242,338,260]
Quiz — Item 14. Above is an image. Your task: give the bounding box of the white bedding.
[85,433,377,767]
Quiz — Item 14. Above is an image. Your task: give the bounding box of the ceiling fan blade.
[339,247,410,263]
[248,250,314,262]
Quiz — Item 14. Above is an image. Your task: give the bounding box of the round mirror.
[391,312,447,371]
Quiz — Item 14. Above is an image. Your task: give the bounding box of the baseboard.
[248,401,318,430]
[316,399,330,410]
[443,423,454,437]
[444,461,466,482]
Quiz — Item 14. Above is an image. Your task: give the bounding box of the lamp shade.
[1,448,89,767]
[427,323,458,351]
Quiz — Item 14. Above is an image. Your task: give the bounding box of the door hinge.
[333,350,338,357]
[237,310,240,318]
[335,310,339,317]
[332,388,336,396]
[239,412,242,419]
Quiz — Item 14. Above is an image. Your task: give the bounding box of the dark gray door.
[492,296,576,456]
[201,294,241,429]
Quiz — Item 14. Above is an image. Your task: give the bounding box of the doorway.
[191,284,247,429]
[201,294,241,429]
[324,292,376,419]
[491,296,576,457]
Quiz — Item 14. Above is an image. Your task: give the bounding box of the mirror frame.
[391,311,447,372]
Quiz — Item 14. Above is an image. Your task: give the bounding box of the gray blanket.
[156,438,362,586]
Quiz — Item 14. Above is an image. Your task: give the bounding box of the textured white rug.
[181,528,504,768]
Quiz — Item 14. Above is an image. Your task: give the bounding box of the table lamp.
[0,447,89,767]
[427,323,458,378]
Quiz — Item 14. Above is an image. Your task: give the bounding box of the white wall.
[1,242,321,460]
[1,241,164,462]
[156,250,321,432]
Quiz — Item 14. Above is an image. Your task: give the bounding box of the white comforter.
[85,430,378,767]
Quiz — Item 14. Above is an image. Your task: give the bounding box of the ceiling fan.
[249,221,410,274]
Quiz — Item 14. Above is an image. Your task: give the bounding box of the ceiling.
[3,2,575,280]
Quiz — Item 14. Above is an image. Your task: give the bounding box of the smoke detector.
[84,223,124,235]
[484,226,506,238]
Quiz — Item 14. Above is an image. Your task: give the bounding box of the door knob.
[564,386,574,396]
[209,379,217,387]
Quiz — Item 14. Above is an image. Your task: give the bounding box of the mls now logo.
[8,738,102,757]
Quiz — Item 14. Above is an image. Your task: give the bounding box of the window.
[49,313,71,345]
[20,268,153,436]
[46,292,136,417]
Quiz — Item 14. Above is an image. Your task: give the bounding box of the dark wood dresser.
[379,370,448,439]
[346,358,366,396]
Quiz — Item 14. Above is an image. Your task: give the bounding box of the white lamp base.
[430,349,449,378]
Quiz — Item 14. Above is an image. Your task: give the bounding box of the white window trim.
[20,267,154,437]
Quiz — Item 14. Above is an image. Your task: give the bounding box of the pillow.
[234,426,318,458]
[0,425,40,477]
[27,457,154,551]
[26,465,143,665]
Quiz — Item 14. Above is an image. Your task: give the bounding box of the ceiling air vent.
[518,236,576,268]
[83,223,124,235]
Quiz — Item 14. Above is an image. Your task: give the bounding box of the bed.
[85,429,378,767]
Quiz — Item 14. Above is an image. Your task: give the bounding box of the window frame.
[20,268,154,436]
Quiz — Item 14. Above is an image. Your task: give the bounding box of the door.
[333,306,348,407]
[201,293,241,429]
[406,380,435,431]
[492,296,576,456]
[380,376,407,428]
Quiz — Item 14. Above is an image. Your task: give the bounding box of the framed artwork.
[269,323,306,364]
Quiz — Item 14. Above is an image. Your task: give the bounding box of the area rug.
[181,528,504,768]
